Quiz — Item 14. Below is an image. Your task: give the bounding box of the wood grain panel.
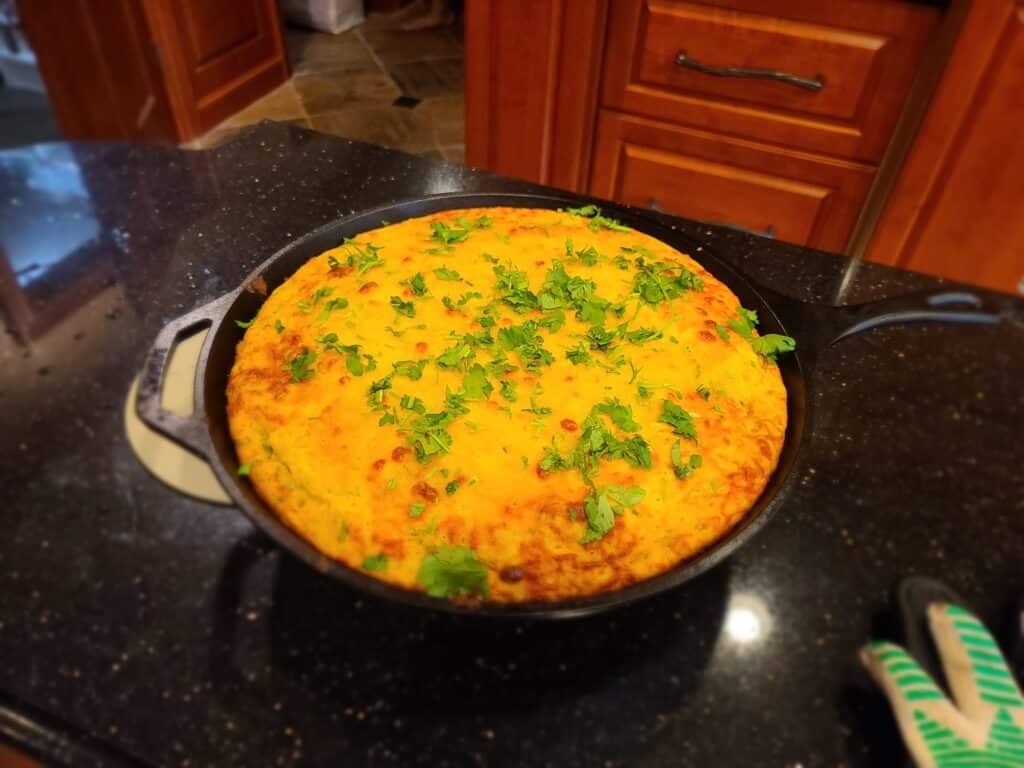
[143,0,289,138]
[602,0,938,163]
[867,0,1024,295]
[19,0,177,142]
[590,110,875,252]
[465,0,607,191]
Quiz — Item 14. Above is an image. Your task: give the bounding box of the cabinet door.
[20,0,178,142]
[143,0,290,139]
[590,110,874,252]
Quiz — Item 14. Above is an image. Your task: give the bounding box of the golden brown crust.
[226,207,788,603]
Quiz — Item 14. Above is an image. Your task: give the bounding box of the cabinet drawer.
[589,110,875,252]
[602,0,938,163]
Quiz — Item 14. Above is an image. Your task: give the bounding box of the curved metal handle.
[675,50,824,92]
[829,290,1002,345]
[136,294,233,458]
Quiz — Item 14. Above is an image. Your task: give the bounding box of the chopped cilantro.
[316,297,349,324]
[499,379,517,402]
[341,237,384,274]
[728,307,759,339]
[362,553,388,571]
[367,374,393,410]
[237,462,252,476]
[659,400,697,441]
[327,254,341,270]
[538,260,610,323]
[498,320,554,370]
[298,286,333,312]
[566,342,592,366]
[337,521,349,541]
[435,339,476,369]
[408,273,428,296]
[477,314,496,328]
[564,205,631,233]
[458,291,483,306]
[445,479,461,496]
[585,325,619,351]
[274,319,285,334]
[493,263,539,313]
[537,309,565,332]
[390,296,416,317]
[751,334,797,362]
[409,502,426,518]
[461,364,493,400]
[631,257,703,304]
[624,327,661,345]
[580,485,646,543]
[714,323,731,340]
[393,359,428,380]
[434,267,461,281]
[593,398,640,432]
[283,348,317,382]
[670,442,703,480]
[430,217,490,249]
[416,545,489,598]
[400,394,427,414]
[697,384,711,400]
[235,318,254,329]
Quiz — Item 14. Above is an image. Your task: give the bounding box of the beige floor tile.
[218,82,306,129]
[419,95,464,146]
[285,26,379,75]
[388,57,463,99]
[294,71,400,116]
[308,105,436,151]
[359,25,461,66]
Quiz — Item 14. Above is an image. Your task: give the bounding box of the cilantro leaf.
[434,267,461,281]
[566,342,592,366]
[593,398,640,432]
[393,359,428,380]
[274,319,285,334]
[670,442,703,480]
[696,384,711,400]
[493,263,539,313]
[341,238,384,274]
[563,205,631,233]
[316,297,349,324]
[235,318,254,329]
[390,296,416,318]
[728,307,759,339]
[237,462,252,476]
[714,323,731,341]
[298,286,333,312]
[409,502,426,518]
[658,400,697,441]
[283,348,317,382]
[362,553,388,571]
[435,339,476,369]
[408,273,428,296]
[631,257,703,304]
[498,320,554,371]
[751,333,796,362]
[417,545,489,598]
[624,327,661,345]
[445,479,461,496]
[461,363,493,400]
[499,379,517,402]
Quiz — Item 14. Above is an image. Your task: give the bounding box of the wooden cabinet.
[590,110,875,251]
[467,0,939,260]
[602,0,937,163]
[20,0,289,143]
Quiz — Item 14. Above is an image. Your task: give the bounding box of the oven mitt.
[861,603,1024,767]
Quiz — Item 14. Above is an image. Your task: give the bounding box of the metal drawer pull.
[675,50,824,92]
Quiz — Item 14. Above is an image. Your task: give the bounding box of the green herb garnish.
[434,267,461,281]
[696,385,711,400]
[316,297,349,324]
[670,443,703,480]
[658,400,697,441]
[341,237,384,274]
[283,348,317,382]
[274,319,285,334]
[298,287,333,312]
[461,364,493,400]
[416,545,489,598]
[235,318,254,329]
[499,379,517,402]
[751,334,797,362]
[362,553,388,571]
[393,359,428,380]
[390,296,416,317]
[410,502,426,518]
[237,462,252,476]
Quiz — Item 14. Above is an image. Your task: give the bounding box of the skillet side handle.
[826,290,1004,347]
[136,295,232,458]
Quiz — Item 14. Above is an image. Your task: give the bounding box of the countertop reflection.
[0,123,1022,768]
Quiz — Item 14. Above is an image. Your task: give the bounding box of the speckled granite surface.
[0,122,1021,768]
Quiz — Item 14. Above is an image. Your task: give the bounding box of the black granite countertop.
[1,123,1022,768]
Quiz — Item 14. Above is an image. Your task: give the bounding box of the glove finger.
[928,603,1024,723]
[862,640,973,767]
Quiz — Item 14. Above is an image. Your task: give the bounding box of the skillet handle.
[136,295,232,458]
[827,290,1003,346]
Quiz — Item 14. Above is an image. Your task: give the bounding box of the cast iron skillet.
[136,192,1003,619]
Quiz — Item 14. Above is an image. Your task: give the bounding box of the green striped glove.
[861,603,1024,768]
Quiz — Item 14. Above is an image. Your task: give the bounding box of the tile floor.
[190,14,464,164]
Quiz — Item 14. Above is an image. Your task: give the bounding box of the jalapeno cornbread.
[226,206,794,603]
